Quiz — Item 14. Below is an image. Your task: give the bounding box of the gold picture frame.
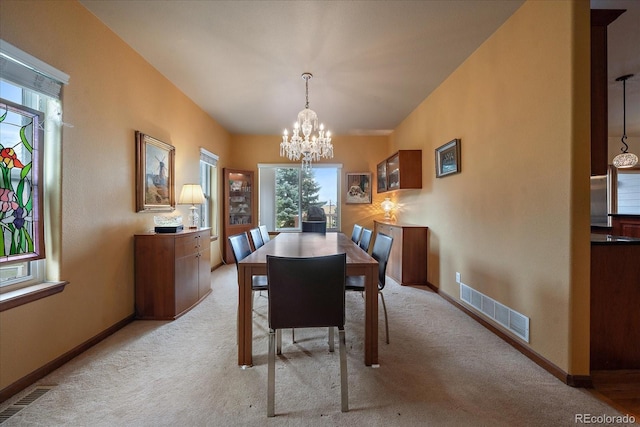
[135,131,175,212]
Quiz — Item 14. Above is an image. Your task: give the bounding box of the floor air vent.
[0,386,54,424]
[460,282,529,342]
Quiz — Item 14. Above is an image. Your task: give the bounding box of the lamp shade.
[179,184,205,205]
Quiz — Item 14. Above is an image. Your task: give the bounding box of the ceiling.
[80,0,639,138]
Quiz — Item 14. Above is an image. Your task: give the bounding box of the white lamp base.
[188,206,199,229]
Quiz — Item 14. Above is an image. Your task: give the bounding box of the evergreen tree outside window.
[259,164,340,232]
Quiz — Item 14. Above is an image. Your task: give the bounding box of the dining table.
[237,231,379,367]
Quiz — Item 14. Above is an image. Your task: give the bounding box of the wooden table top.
[239,232,377,266]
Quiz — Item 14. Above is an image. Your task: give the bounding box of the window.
[0,40,68,294]
[617,169,640,214]
[199,148,218,237]
[258,164,341,232]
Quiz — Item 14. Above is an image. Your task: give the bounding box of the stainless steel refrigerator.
[590,166,617,227]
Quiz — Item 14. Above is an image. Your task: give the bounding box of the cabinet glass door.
[227,171,252,225]
[377,161,387,193]
[387,153,400,190]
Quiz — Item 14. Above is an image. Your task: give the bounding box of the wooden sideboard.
[374,220,428,285]
[134,228,211,320]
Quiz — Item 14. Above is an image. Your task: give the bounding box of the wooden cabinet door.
[175,233,200,315]
[223,169,255,264]
[198,233,212,299]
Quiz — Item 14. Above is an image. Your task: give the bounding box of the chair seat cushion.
[345,276,365,291]
[252,275,268,291]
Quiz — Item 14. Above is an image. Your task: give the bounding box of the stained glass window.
[0,100,44,263]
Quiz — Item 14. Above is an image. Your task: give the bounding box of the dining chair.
[346,232,393,344]
[350,224,363,244]
[266,253,348,417]
[358,228,373,252]
[301,220,326,233]
[259,224,270,243]
[228,232,268,303]
[249,227,264,250]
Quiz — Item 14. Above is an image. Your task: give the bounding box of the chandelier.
[612,74,638,168]
[280,73,333,170]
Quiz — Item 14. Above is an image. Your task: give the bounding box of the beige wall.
[0,0,592,394]
[390,0,591,374]
[0,1,231,390]
[228,134,389,234]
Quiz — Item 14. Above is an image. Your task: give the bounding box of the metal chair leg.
[292,328,295,343]
[328,327,335,352]
[338,328,349,412]
[267,329,276,417]
[379,291,389,344]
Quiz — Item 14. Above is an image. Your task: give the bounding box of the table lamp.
[179,184,205,229]
[381,197,394,219]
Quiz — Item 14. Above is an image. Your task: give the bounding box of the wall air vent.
[459,282,530,342]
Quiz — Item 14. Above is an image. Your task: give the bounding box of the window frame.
[258,163,342,233]
[0,39,68,310]
[199,148,218,238]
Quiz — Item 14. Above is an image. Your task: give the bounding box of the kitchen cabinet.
[134,228,211,320]
[376,150,422,193]
[590,9,625,176]
[590,234,640,369]
[374,220,428,285]
[611,215,640,238]
[223,168,255,264]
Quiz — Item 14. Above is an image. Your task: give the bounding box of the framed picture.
[135,131,175,212]
[345,172,372,204]
[435,138,461,178]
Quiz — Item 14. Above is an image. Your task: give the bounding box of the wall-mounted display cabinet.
[377,150,422,193]
[223,168,255,264]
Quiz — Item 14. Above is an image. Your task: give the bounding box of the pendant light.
[612,74,638,169]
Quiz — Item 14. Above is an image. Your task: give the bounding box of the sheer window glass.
[258,164,341,232]
[199,148,218,237]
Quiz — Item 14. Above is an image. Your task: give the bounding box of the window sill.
[0,281,69,312]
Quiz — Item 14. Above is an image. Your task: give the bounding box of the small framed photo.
[435,138,461,178]
[345,172,372,204]
[135,131,175,212]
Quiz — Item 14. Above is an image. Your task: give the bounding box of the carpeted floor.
[1,264,636,426]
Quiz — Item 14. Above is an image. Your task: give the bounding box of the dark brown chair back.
[259,225,270,243]
[358,228,373,252]
[301,221,326,234]
[267,254,346,330]
[351,224,363,243]
[371,233,393,290]
[249,227,264,250]
[228,232,252,269]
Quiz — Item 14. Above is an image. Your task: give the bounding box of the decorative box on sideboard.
[374,220,428,285]
[134,228,211,320]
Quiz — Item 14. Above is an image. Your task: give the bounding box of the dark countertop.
[609,214,640,218]
[591,233,640,245]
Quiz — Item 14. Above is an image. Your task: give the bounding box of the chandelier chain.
[612,74,637,168]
